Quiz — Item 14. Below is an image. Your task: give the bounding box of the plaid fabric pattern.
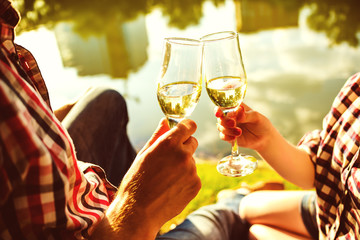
[0,1,19,27]
[16,44,52,109]
[0,4,116,240]
[298,72,360,240]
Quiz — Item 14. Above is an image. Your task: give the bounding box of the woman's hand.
[215,103,274,152]
[215,104,315,188]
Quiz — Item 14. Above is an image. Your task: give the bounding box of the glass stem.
[231,140,239,158]
[167,117,181,129]
[223,109,239,159]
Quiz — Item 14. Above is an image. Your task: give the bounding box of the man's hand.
[91,118,201,240]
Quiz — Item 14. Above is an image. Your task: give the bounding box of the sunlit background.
[13,0,360,160]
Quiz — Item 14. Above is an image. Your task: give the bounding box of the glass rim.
[164,37,202,46]
[200,31,238,42]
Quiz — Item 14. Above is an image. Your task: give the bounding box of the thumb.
[138,118,170,155]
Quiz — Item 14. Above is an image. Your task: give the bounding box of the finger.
[217,116,236,128]
[219,132,237,142]
[171,119,197,143]
[226,106,241,119]
[214,106,225,118]
[138,118,170,154]
[241,102,253,111]
[215,105,242,124]
[238,108,258,125]
[182,136,198,154]
[237,103,258,121]
[217,123,242,137]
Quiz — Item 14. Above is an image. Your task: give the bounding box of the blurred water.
[15,0,360,159]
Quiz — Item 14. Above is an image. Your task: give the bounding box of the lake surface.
[15,0,360,160]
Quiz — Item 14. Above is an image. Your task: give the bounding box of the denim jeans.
[157,193,249,240]
[62,87,137,186]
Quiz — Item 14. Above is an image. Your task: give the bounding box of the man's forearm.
[90,216,158,240]
[89,198,159,240]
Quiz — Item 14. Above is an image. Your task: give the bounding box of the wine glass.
[201,31,257,177]
[157,37,203,128]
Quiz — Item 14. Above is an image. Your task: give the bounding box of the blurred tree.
[14,0,225,35]
[155,0,204,29]
[14,0,359,46]
[14,0,152,36]
[305,0,360,47]
[12,0,226,80]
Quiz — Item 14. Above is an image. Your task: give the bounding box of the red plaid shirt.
[299,72,360,239]
[0,3,116,239]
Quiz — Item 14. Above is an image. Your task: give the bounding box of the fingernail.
[226,119,235,127]
[239,105,244,113]
[215,111,222,118]
[233,128,241,135]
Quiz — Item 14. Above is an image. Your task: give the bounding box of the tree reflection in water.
[13,0,226,80]
[14,0,224,35]
[14,0,360,47]
[305,0,360,47]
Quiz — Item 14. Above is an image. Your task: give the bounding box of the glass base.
[217,154,258,177]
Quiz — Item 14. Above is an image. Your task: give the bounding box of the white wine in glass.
[157,38,203,128]
[201,31,257,177]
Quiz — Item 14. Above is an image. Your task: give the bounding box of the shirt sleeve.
[77,161,117,202]
[0,61,116,239]
[297,129,322,164]
[15,44,52,109]
[0,80,34,205]
[297,72,360,164]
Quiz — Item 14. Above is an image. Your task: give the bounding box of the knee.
[248,224,269,240]
[89,87,126,108]
[239,193,253,221]
[91,86,127,112]
[84,87,129,124]
[239,191,266,223]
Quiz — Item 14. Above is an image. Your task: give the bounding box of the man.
[0,1,201,239]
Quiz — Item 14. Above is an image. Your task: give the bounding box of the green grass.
[160,160,300,234]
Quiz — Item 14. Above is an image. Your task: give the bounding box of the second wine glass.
[201,31,257,177]
[157,37,203,128]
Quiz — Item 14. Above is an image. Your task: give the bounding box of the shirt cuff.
[77,161,118,202]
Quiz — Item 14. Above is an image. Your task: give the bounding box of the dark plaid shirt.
[299,72,360,239]
[0,2,116,239]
